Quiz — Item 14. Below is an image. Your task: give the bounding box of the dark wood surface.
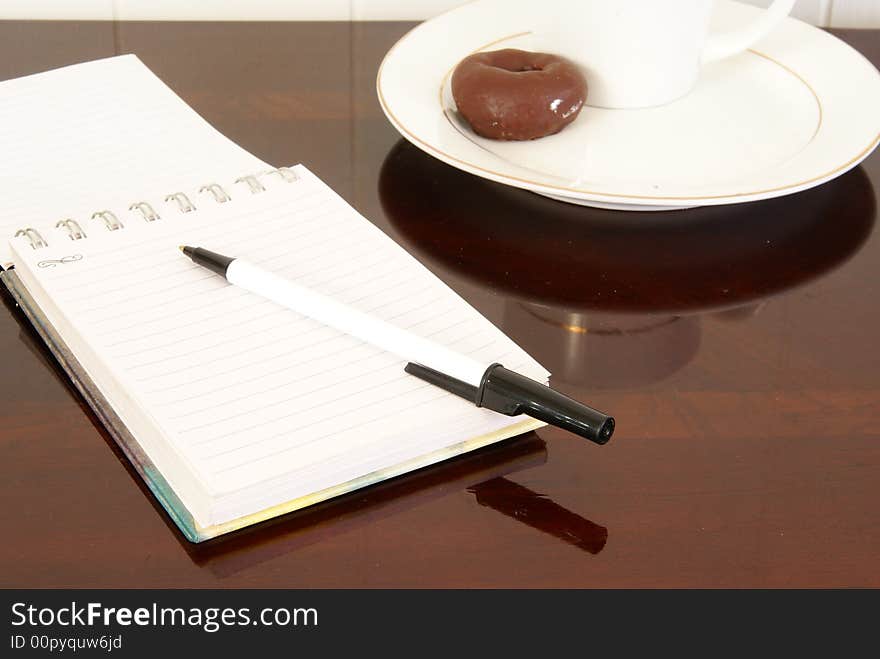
[1,21,878,588]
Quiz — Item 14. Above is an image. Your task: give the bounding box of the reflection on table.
[379,139,875,390]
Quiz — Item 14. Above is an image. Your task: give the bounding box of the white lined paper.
[0,54,267,266]
[12,166,548,523]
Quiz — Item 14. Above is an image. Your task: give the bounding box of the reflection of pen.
[469,478,608,554]
[468,477,608,554]
[180,246,614,444]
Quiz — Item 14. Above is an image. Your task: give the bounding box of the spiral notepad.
[0,56,548,541]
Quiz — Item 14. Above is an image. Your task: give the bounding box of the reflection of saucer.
[377,0,880,210]
[505,304,701,390]
[379,139,875,314]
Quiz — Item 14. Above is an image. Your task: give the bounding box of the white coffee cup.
[534,0,797,109]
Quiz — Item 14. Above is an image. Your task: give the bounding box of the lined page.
[11,166,549,524]
[0,54,267,265]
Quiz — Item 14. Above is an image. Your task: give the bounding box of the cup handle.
[702,0,796,62]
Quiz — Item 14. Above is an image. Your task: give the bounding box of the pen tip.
[178,245,186,252]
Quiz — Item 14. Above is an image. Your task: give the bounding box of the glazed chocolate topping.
[451,48,588,141]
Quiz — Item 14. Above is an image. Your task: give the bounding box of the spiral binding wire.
[14,228,48,250]
[234,175,265,194]
[129,201,160,222]
[199,183,231,204]
[165,192,196,213]
[14,167,299,250]
[56,219,87,240]
[91,210,124,231]
[263,167,298,183]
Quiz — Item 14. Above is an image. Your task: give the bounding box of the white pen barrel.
[226,259,489,386]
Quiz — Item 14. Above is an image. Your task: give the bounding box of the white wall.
[742,0,880,27]
[1,0,878,27]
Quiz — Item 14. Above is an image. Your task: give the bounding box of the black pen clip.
[404,362,614,445]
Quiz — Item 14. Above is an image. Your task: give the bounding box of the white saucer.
[377,0,880,211]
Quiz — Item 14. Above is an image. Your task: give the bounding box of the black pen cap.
[477,365,614,445]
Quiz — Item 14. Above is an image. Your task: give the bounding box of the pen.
[179,246,615,444]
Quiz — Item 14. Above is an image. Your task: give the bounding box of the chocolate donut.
[451,48,588,141]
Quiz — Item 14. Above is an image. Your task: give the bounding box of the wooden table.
[1,22,878,588]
